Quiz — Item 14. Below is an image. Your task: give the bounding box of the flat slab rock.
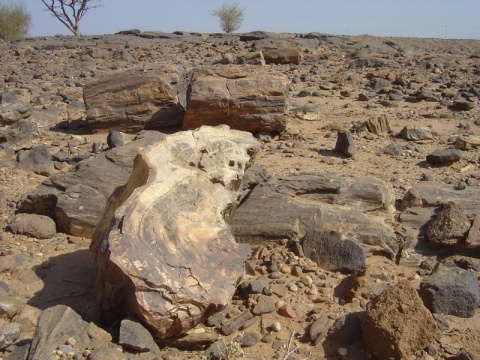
[231,172,398,259]
[91,126,261,338]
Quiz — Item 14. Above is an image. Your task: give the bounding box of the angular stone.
[334,131,355,157]
[252,295,276,315]
[365,115,391,135]
[0,322,21,349]
[16,144,55,176]
[420,264,480,318]
[302,230,366,272]
[119,317,161,355]
[18,131,166,237]
[363,281,440,360]
[27,305,112,360]
[84,66,185,133]
[8,213,56,239]
[88,347,128,360]
[399,125,433,141]
[221,310,254,336]
[426,148,462,164]
[449,100,475,111]
[309,314,331,344]
[0,118,39,150]
[91,126,260,338]
[183,67,289,133]
[454,135,480,150]
[239,331,262,347]
[107,130,129,149]
[426,202,471,246]
[252,39,302,64]
[231,173,397,259]
[237,51,265,65]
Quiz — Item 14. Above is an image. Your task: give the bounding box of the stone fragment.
[426,148,462,164]
[449,100,475,111]
[237,51,265,65]
[278,305,296,318]
[309,314,331,344]
[302,230,366,272]
[16,144,55,176]
[183,67,289,133]
[84,66,185,133]
[88,347,128,360]
[0,102,30,125]
[252,39,302,64]
[419,264,480,318]
[0,322,21,349]
[119,317,161,356]
[8,213,56,239]
[327,312,363,348]
[91,126,260,338]
[221,310,254,336]
[363,281,440,360]
[426,202,471,246]
[454,135,480,150]
[399,125,433,141]
[365,115,391,134]
[239,332,262,347]
[0,118,39,150]
[252,295,276,315]
[107,130,129,149]
[334,131,355,157]
[27,305,112,360]
[466,214,480,246]
[0,294,22,320]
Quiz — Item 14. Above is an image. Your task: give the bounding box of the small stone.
[288,284,299,292]
[275,300,286,309]
[280,265,291,274]
[278,305,297,318]
[301,275,313,286]
[271,321,282,332]
[240,331,262,347]
[338,347,348,356]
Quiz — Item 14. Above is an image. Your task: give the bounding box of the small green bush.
[0,1,31,40]
[212,2,244,33]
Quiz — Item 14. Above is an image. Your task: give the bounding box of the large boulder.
[91,126,261,338]
[363,281,441,360]
[231,172,398,259]
[84,65,187,133]
[18,131,166,238]
[183,67,289,133]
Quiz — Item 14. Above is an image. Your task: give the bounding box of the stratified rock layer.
[91,126,261,338]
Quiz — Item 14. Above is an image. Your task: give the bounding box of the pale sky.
[25,0,480,39]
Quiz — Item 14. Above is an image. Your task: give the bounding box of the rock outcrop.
[183,67,289,133]
[91,126,261,338]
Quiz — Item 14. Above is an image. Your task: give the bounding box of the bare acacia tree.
[41,0,100,36]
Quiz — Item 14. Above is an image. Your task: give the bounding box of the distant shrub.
[0,1,31,40]
[212,2,244,33]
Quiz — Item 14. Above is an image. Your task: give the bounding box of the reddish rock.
[278,305,297,318]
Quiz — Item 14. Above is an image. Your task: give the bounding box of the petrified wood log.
[91,126,261,338]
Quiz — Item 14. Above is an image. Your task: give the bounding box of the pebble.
[278,305,297,318]
[280,265,291,274]
[301,275,313,286]
[275,299,286,309]
[338,347,348,356]
[288,284,299,292]
[271,321,282,332]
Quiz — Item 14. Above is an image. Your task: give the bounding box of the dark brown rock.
[84,66,185,133]
[16,144,55,176]
[426,148,462,164]
[91,126,260,338]
[183,67,289,133]
[363,280,440,360]
[334,131,355,157]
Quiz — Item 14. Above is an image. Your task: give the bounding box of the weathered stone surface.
[334,131,355,157]
[119,317,161,355]
[0,322,21,349]
[27,305,112,360]
[18,131,166,237]
[232,173,397,259]
[0,102,30,125]
[84,66,185,133]
[107,130,129,149]
[426,202,471,246]
[365,115,391,134]
[399,125,434,141]
[363,281,440,360]
[252,39,302,64]
[454,135,480,150]
[16,144,55,176]
[419,264,480,318]
[302,230,366,272]
[88,346,128,360]
[0,118,39,150]
[183,67,289,133]
[449,100,475,111]
[91,126,260,338]
[426,148,462,164]
[237,51,265,65]
[8,213,56,239]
